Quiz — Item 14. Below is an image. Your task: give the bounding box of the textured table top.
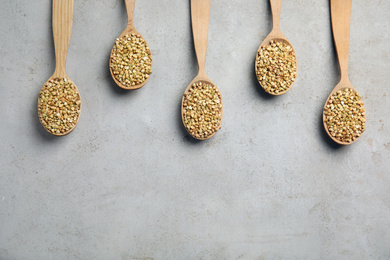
[1,1,389,259]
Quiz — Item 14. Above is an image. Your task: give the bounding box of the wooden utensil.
[323,0,366,145]
[38,0,81,136]
[109,0,152,90]
[181,0,223,140]
[255,0,297,95]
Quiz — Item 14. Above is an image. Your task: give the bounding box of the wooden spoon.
[109,0,152,90]
[323,0,366,145]
[255,0,297,95]
[38,0,81,136]
[181,0,223,140]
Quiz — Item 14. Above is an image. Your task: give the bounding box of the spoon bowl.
[181,76,223,141]
[38,77,81,136]
[38,0,81,136]
[323,0,366,145]
[109,0,152,90]
[255,0,297,95]
[322,82,365,145]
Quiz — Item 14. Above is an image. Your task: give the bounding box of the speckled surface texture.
[1,0,390,259]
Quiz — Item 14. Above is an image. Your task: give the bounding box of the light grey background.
[1,0,389,259]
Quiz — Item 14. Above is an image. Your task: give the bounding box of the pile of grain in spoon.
[110,33,152,87]
[182,81,222,139]
[38,78,81,134]
[256,40,297,94]
[323,88,366,143]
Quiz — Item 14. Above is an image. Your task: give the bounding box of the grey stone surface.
[1,0,390,259]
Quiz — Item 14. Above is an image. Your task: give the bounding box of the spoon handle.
[125,0,135,27]
[191,0,210,77]
[331,0,352,83]
[270,0,282,32]
[52,0,74,77]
